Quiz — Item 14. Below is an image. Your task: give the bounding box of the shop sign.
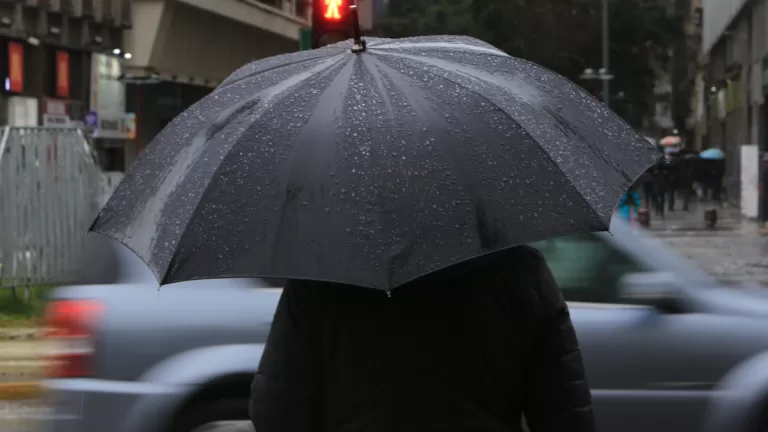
[44,98,67,116]
[125,113,136,139]
[43,114,71,127]
[89,53,125,113]
[7,42,24,93]
[56,50,70,98]
[42,98,71,127]
[84,111,98,128]
[89,111,137,139]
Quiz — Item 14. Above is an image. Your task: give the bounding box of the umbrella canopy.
[700,148,725,160]
[91,36,660,291]
[660,135,682,146]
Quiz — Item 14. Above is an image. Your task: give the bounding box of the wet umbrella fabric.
[91,35,660,291]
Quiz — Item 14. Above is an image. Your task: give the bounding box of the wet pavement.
[644,202,768,286]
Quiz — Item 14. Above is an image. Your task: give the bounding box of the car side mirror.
[617,272,687,313]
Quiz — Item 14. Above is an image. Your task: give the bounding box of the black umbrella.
[91,35,660,291]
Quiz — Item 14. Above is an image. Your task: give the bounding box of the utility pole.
[601,0,610,108]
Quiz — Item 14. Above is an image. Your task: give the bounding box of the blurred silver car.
[41,219,768,432]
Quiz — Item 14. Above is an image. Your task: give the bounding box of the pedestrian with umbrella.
[90,33,660,431]
[699,148,726,205]
[617,185,642,223]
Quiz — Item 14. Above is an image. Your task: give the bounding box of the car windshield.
[529,218,716,304]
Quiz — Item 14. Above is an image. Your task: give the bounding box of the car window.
[530,233,644,303]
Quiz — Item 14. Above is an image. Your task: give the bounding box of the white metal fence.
[0,127,104,288]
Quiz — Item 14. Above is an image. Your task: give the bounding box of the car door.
[531,234,713,432]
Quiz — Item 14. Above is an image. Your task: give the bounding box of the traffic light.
[312,0,354,48]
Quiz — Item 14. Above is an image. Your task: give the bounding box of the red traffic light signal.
[324,0,344,20]
[312,0,353,48]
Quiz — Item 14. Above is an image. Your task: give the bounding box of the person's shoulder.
[485,245,547,276]
[514,244,547,264]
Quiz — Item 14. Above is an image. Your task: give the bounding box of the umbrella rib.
[218,51,347,91]
[374,52,606,226]
[371,41,509,58]
[159,58,348,284]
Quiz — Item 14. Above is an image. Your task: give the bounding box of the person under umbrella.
[617,185,641,222]
[90,33,659,432]
[636,168,654,210]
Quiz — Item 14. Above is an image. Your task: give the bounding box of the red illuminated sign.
[56,50,70,98]
[8,42,23,93]
[312,0,351,48]
[324,0,343,20]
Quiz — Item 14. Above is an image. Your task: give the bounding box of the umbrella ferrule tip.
[351,40,367,54]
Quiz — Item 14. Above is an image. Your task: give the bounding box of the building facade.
[120,0,310,169]
[0,0,133,171]
[0,0,129,125]
[698,0,767,213]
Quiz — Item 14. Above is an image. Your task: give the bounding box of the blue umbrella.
[700,148,725,160]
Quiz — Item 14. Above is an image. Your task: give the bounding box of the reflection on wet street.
[649,205,768,286]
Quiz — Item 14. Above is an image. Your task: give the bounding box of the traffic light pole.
[350,3,366,52]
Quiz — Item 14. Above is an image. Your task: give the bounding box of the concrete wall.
[702,0,768,205]
[702,0,750,55]
[151,1,297,81]
[124,0,306,84]
[178,0,307,41]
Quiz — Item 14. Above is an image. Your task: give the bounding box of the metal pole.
[602,0,610,107]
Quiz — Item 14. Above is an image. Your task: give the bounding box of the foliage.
[378,0,476,39]
[0,286,49,326]
[379,0,685,129]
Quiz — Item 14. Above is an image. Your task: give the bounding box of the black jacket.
[250,246,596,432]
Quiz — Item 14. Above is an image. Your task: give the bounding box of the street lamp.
[580,68,614,102]
[575,0,612,107]
[600,0,609,107]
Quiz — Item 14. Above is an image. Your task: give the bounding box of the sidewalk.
[643,203,768,286]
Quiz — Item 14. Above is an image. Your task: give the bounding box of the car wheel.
[171,398,251,432]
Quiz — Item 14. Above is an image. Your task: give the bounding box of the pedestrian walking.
[617,186,641,222]
[711,160,726,207]
[651,164,670,219]
[666,157,693,211]
[637,169,654,208]
[250,247,597,431]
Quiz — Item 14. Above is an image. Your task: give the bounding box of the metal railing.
[0,127,103,288]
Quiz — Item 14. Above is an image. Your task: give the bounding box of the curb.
[0,382,42,401]
[0,329,39,341]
